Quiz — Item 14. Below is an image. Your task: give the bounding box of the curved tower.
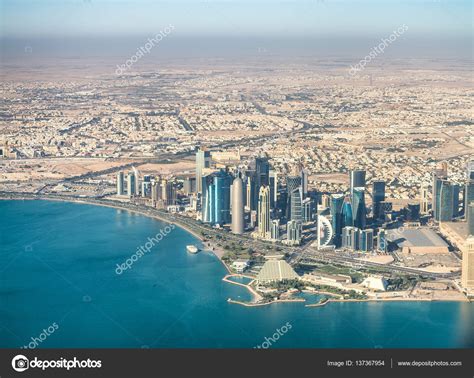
[231,177,245,234]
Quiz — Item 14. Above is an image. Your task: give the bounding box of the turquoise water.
[1,200,473,348]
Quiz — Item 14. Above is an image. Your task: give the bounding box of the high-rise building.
[467,202,474,237]
[317,215,334,248]
[432,163,448,220]
[301,168,308,197]
[359,229,374,252]
[183,177,196,195]
[342,226,360,250]
[231,177,244,234]
[439,180,455,222]
[302,197,315,222]
[290,187,303,223]
[286,174,302,219]
[342,198,354,228]
[269,169,278,208]
[151,180,159,204]
[350,170,366,198]
[461,236,474,289]
[213,171,232,225]
[377,229,387,252]
[116,172,124,195]
[201,174,214,223]
[271,219,280,241]
[245,175,253,211]
[258,186,271,239]
[330,194,345,247]
[126,171,135,198]
[372,180,385,220]
[465,161,474,223]
[420,185,429,214]
[352,187,366,229]
[133,169,140,196]
[286,220,302,245]
[196,149,211,194]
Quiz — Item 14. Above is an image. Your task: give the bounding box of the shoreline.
[1,194,471,307]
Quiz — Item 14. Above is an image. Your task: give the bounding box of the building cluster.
[116,148,474,292]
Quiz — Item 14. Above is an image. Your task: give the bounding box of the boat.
[186,245,199,254]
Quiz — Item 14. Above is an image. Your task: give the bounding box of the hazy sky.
[1,0,472,38]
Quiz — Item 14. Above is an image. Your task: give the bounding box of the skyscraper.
[439,180,454,222]
[420,185,429,215]
[258,185,271,239]
[196,148,211,194]
[372,180,385,220]
[231,177,244,234]
[350,170,366,197]
[290,187,303,223]
[126,171,135,198]
[269,169,278,208]
[286,220,302,245]
[465,160,474,223]
[330,194,344,247]
[377,229,387,252]
[352,187,366,229]
[245,175,253,211]
[359,229,374,252]
[116,172,124,195]
[285,174,302,219]
[461,236,474,289]
[342,198,354,228]
[213,170,232,225]
[271,219,280,241]
[467,202,474,237]
[432,163,448,220]
[342,226,360,250]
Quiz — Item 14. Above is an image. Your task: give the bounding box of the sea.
[0,200,472,348]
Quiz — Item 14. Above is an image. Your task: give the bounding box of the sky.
[0,0,472,38]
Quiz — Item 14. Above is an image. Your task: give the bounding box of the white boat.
[186,245,199,254]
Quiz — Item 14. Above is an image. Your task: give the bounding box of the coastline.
[1,194,471,307]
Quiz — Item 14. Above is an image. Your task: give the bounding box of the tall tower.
[258,185,271,239]
[116,172,124,195]
[352,187,366,229]
[465,160,474,221]
[372,180,385,220]
[290,187,303,223]
[438,180,454,222]
[330,194,344,247]
[196,148,211,194]
[350,170,366,197]
[213,170,231,225]
[420,185,429,215]
[432,162,448,220]
[126,171,135,198]
[231,177,244,234]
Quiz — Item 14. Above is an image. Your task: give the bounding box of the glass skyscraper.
[342,199,354,228]
[372,180,385,220]
[196,149,211,194]
[290,187,303,223]
[330,194,344,247]
[352,187,366,229]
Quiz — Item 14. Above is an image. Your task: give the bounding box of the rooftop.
[387,227,448,248]
[256,260,299,282]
